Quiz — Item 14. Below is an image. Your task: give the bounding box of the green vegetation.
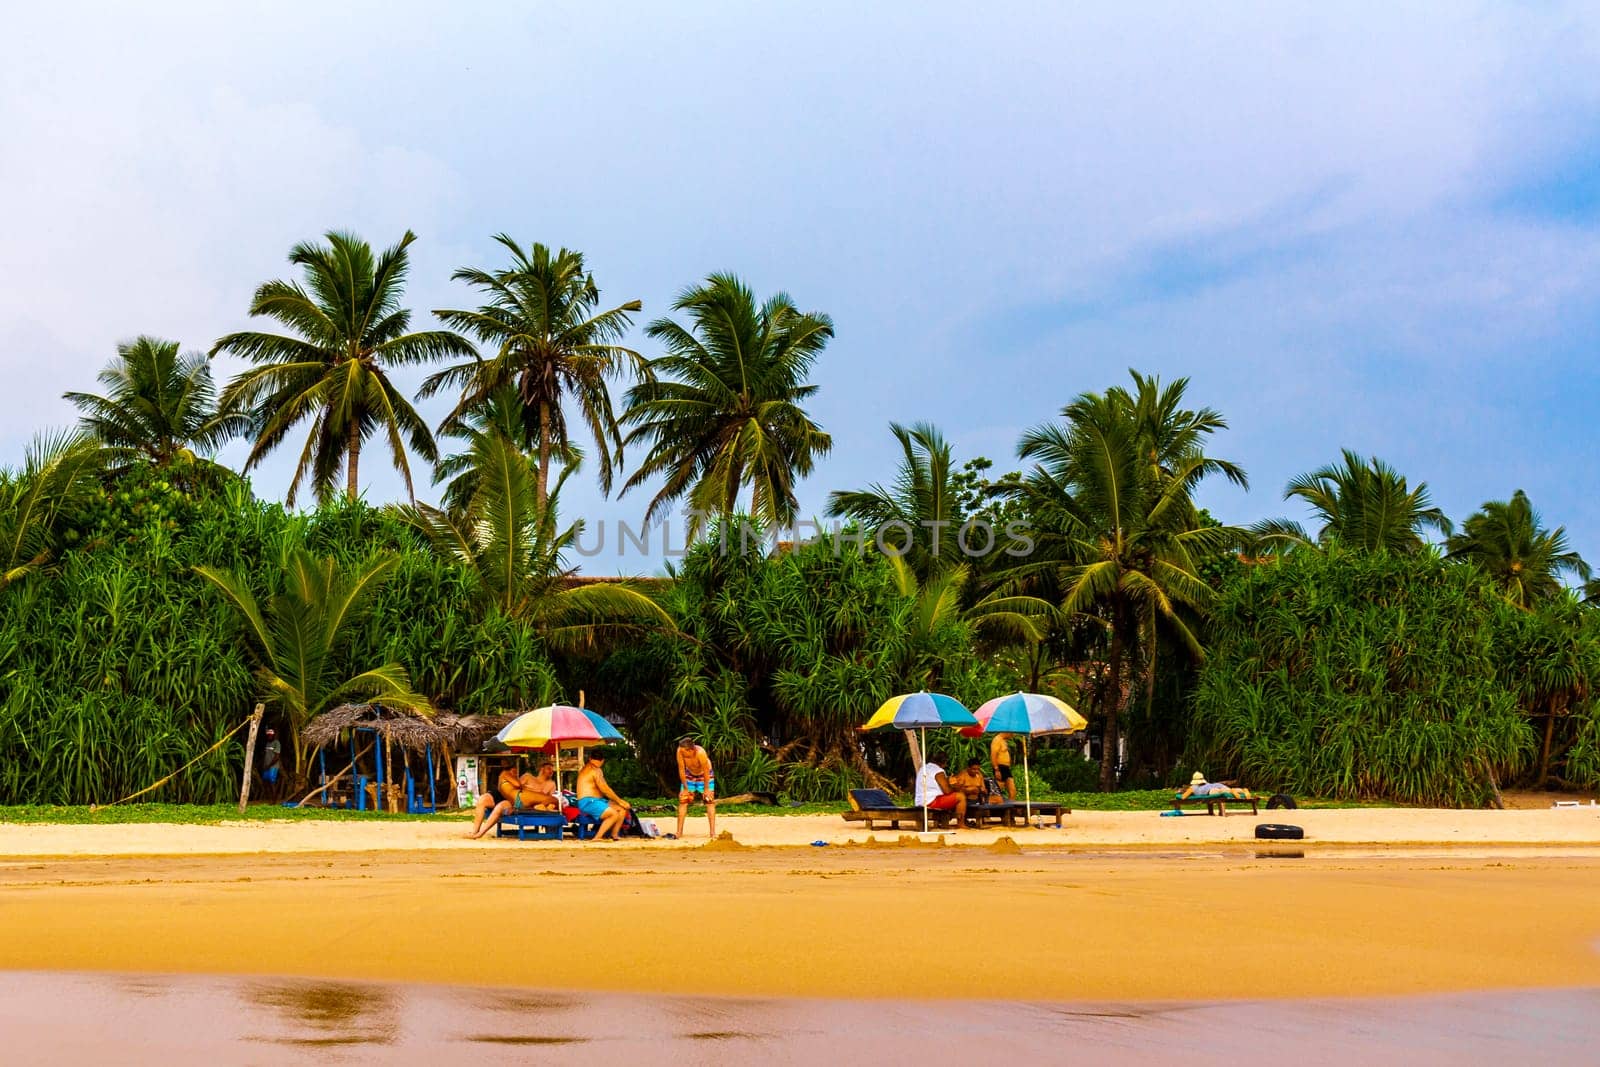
[0,227,1596,811]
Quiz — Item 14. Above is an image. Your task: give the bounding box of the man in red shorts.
[913,750,968,826]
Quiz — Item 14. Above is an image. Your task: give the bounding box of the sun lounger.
[970,802,1068,828]
[493,809,603,840]
[1169,792,1259,816]
[842,788,956,830]
[494,810,568,840]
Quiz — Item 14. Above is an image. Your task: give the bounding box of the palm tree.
[1446,490,1591,608]
[211,230,474,505]
[424,237,643,507]
[194,550,431,775]
[430,384,580,517]
[396,433,671,651]
[1254,450,1450,554]
[885,554,1050,654]
[64,337,243,467]
[826,422,962,580]
[1011,372,1244,790]
[621,273,833,533]
[0,431,105,591]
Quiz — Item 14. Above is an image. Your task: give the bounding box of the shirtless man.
[469,760,558,839]
[576,750,630,841]
[990,733,1016,800]
[675,735,717,839]
[948,758,991,804]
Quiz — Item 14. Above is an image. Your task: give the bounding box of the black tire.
[1265,793,1298,810]
[1255,823,1304,841]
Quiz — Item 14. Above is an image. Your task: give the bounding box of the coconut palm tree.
[194,550,431,775]
[0,431,106,591]
[211,230,474,505]
[1253,450,1450,554]
[1446,490,1591,609]
[826,422,963,581]
[1011,372,1244,790]
[621,274,833,533]
[64,337,243,467]
[424,237,643,507]
[396,433,671,651]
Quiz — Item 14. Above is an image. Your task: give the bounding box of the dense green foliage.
[1188,550,1535,806]
[3,224,1598,810]
[597,522,1005,800]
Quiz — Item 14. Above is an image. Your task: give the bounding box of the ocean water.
[0,972,1594,1065]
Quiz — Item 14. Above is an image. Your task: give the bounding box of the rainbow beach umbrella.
[861,691,977,832]
[496,705,623,791]
[967,692,1085,824]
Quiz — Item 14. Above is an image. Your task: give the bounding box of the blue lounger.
[495,811,567,840]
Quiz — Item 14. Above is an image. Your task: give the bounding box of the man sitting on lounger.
[948,758,995,808]
[576,749,631,841]
[914,751,969,825]
[468,761,559,839]
[1179,772,1253,800]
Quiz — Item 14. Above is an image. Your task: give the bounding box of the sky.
[3,2,1599,575]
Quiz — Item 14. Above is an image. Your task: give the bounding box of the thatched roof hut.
[303,703,514,756]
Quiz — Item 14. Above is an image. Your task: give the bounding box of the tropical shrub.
[1188,549,1533,806]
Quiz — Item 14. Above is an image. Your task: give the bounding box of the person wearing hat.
[675,735,716,839]
[1179,772,1252,800]
[260,729,283,798]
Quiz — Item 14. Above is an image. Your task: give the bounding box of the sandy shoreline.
[3,845,1599,1001]
[3,805,1600,857]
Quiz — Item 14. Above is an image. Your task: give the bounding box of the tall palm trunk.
[346,422,361,501]
[537,399,552,508]
[1099,607,1124,792]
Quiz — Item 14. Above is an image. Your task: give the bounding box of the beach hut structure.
[302,703,512,813]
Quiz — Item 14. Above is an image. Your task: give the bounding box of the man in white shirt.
[913,750,969,824]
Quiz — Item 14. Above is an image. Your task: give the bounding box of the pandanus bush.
[1188,549,1534,806]
[195,550,433,779]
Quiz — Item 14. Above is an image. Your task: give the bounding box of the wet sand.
[2,972,1596,1066]
[2,848,1598,1000]
[4,804,1600,856]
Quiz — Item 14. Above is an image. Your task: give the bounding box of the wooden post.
[237,703,266,814]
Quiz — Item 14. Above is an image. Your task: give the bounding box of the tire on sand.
[1255,823,1304,840]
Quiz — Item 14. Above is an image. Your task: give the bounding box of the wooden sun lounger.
[843,788,956,831]
[1169,792,1259,816]
[970,802,1068,828]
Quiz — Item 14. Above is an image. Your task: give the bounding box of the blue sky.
[3,2,1599,574]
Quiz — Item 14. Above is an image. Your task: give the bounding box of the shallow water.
[0,972,1595,1065]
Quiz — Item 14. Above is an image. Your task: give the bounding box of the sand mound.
[986,836,1022,854]
[699,831,746,851]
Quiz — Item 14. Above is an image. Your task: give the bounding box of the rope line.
[93,715,255,809]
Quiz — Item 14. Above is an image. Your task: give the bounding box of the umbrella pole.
[921,727,929,834]
[1024,737,1033,826]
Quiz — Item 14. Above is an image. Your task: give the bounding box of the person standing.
[990,733,1016,800]
[675,735,717,839]
[260,729,283,800]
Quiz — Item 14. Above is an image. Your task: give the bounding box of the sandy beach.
[2,805,1599,857]
[3,814,1600,1001]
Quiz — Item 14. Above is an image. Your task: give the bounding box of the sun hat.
[1190,772,1206,786]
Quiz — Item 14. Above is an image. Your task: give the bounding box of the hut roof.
[302,703,515,755]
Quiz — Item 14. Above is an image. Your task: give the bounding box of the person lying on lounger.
[1179,773,1253,800]
[469,761,559,838]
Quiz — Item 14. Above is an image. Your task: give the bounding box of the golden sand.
[2,844,1597,1000]
[3,805,1600,857]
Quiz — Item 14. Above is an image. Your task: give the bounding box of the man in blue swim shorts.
[576,749,630,840]
[675,735,717,839]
